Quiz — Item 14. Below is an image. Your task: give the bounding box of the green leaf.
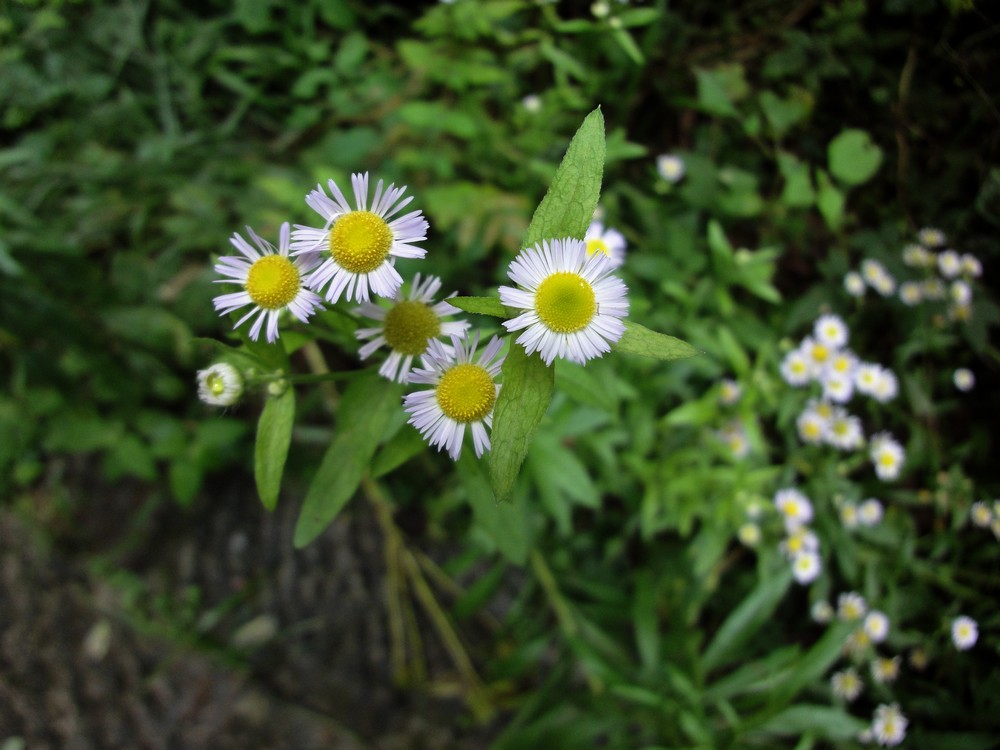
[777,151,816,208]
[828,128,883,186]
[693,64,747,118]
[755,705,866,741]
[702,567,792,672]
[815,168,845,231]
[254,386,295,511]
[613,321,699,360]
[370,423,426,478]
[293,375,402,547]
[459,452,531,565]
[448,295,508,318]
[773,621,852,702]
[489,344,555,503]
[522,107,606,248]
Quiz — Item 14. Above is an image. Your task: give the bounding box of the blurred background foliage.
[2,0,999,747]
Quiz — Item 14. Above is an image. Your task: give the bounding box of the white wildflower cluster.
[969,500,1000,540]
[716,420,750,460]
[838,497,885,530]
[774,488,822,584]
[780,316,906,480]
[864,703,908,746]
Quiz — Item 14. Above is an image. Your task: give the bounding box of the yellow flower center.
[878,452,897,468]
[207,373,226,396]
[811,343,829,363]
[436,363,496,423]
[833,357,850,373]
[791,361,806,374]
[957,624,971,639]
[804,422,821,439]
[535,272,596,333]
[586,237,610,257]
[832,421,848,436]
[382,301,441,356]
[245,255,300,309]
[816,403,833,419]
[329,210,393,274]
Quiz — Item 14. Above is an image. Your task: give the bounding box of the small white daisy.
[951,615,978,650]
[859,498,884,526]
[861,259,888,287]
[812,600,834,624]
[825,407,864,451]
[800,336,832,375]
[901,243,931,267]
[774,488,813,530]
[403,333,505,461]
[797,407,829,445]
[737,522,761,547]
[825,349,858,378]
[821,370,854,404]
[213,222,324,343]
[921,277,946,300]
[353,273,469,383]
[872,368,898,403]
[864,610,890,643]
[844,271,866,297]
[292,172,429,303]
[918,227,946,248]
[782,526,820,558]
[814,314,849,348]
[521,93,542,113]
[719,378,742,405]
[840,502,860,529]
[791,550,821,584]
[953,368,975,392]
[950,280,972,306]
[961,253,982,277]
[499,237,629,366]
[845,627,874,658]
[872,273,897,297]
[583,220,627,269]
[870,432,905,481]
[970,501,993,528]
[781,349,812,386]
[656,153,686,183]
[898,280,923,306]
[871,656,901,684]
[196,362,244,407]
[838,592,867,621]
[872,703,907,747]
[831,668,864,702]
[937,249,962,278]
[718,422,750,459]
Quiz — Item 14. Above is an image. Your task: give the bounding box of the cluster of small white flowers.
[869,703,908,746]
[716,420,750,459]
[774,488,822,584]
[968,500,1000,539]
[840,497,885,529]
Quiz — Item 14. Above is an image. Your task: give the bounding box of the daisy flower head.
[737,522,761,547]
[499,238,629,366]
[800,335,832,374]
[921,277,946,300]
[872,368,898,403]
[961,253,982,277]
[213,223,324,343]
[292,173,428,303]
[898,280,923,306]
[918,226,946,248]
[970,501,993,528]
[719,378,742,405]
[951,615,978,650]
[822,370,854,404]
[937,248,962,278]
[950,280,972,306]
[583,220,627,269]
[656,153,686,183]
[781,348,812,386]
[854,362,883,398]
[859,498,884,526]
[861,258,888,287]
[902,243,932,267]
[872,272,897,297]
[840,502,859,529]
[831,668,864,702]
[871,656,901,684]
[197,362,244,407]
[814,314,849,349]
[953,367,975,392]
[826,349,858,378]
[812,600,834,624]
[864,610,890,643]
[844,271,866,297]
[838,591,867,621]
[797,407,829,445]
[782,526,820,560]
[774,488,813,530]
[870,432,905,481]
[718,422,749,459]
[792,550,821,584]
[826,407,864,451]
[403,333,505,461]
[521,93,542,113]
[872,703,907,747]
[353,273,469,383]
[845,627,873,658]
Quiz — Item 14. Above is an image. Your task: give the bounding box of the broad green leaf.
[459,451,531,565]
[293,375,402,547]
[828,128,883,186]
[448,295,508,318]
[489,344,554,503]
[773,621,852,702]
[522,107,606,248]
[702,567,792,672]
[254,386,295,511]
[613,321,699,360]
[754,705,866,741]
[815,168,845,231]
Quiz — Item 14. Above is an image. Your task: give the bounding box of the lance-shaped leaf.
[254,386,295,511]
[489,344,554,503]
[613,321,699,360]
[294,374,402,548]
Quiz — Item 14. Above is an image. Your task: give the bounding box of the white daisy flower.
[952,615,978,650]
[353,273,469,383]
[901,243,931,267]
[737,522,761,547]
[822,370,854,403]
[812,600,834,624]
[781,526,820,558]
[814,314,849,348]
[872,703,907,747]
[403,333,505,461]
[870,432,904,481]
[825,407,864,451]
[844,271,866,297]
[718,422,750,459]
[864,610,890,643]
[781,348,812,386]
[838,592,867,621]
[845,627,874,658]
[292,172,429,303]
[825,349,858,379]
[213,222,324,343]
[853,362,885,398]
[800,336,833,374]
[861,259,888,286]
[921,277,946,300]
[791,550,821,584]
[898,280,923,306]
[499,237,629,366]
[871,368,898,403]
[872,273,897,297]
[831,668,864,702]
[950,280,972,306]
[196,362,244,407]
[970,501,992,528]
[871,656,900,684]
[840,502,860,529]
[797,407,829,445]
[937,249,962,278]
[521,93,542,113]
[953,368,975,392]
[656,153,686,183]
[584,220,627,269]
[918,226,946,247]
[859,498,884,526]
[948,302,972,322]
[961,253,982,277]
[719,378,742,405]
[774,488,813,530]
